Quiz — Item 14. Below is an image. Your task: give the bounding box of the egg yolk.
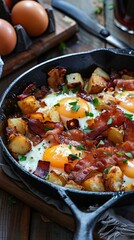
[116,91,134,113]
[119,97,134,113]
[55,97,90,119]
[42,144,82,168]
[119,159,134,178]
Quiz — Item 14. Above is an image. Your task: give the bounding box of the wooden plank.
[0,168,75,232]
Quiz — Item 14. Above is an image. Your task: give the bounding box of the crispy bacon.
[34,86,49,100]
[34,160,50,178]
[124,119,134,142]
[47,66,67,91]
[66,119,80,129]
[114,79,134,90]
[77,89,92,102]
[23,118,46,138]
[68,147,117,183]
[17,83,36,100]
[87,108,126,139]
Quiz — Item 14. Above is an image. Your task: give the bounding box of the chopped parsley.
[122,159,128,163]
[92,97,100,106]
[83,126,92,133]
[69,100,80,112]
[76,145,86,150]
[62,85,69,94]
[69,154,80,161]
[54,103,60,107]
[128,93,134,97]
[44,126,53,131]
[72,86,81,93]
[104,168,111,174]
[85,111,94,117]
[18,154,27,161]
[97,140,104,147]
[117,151,124,156]
[125,113,133,120]
[125,152,133,159]
[107,117,113,125]
[104,152,112,157]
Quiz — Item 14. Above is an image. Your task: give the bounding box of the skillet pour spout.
[0,48,134,240]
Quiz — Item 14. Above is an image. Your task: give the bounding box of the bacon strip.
[17,83,36,99]
[87,108,126,139]
[124,119,134,142]
[114,79,134,90]
[34,160,50,178]
[47,66,67,91]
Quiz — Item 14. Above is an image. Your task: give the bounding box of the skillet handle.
[58,189,125,240]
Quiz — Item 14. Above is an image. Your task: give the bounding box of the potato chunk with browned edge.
[8,135,31,155]
[18,96,40,114]
[103,166,123,192]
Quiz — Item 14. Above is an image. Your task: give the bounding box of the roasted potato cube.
[107,127,123,144]
[122,182,134,191]
[8,135,31,155]
[38,106,60,122]
[96,93,117,111]
[82,173,105,192]
[87,74,107,94]
[7,117,27,134]
[29,112,45,121]
[18,96,40,114]
[94,67,110,81]
[47,170,67,186]
[103,166,123,192]
[64,180,84,190]
[66,73,84,88]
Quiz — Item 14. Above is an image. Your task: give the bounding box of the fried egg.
[39,90,99,129]
[19,142,85,172]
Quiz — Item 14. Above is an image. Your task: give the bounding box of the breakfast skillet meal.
[6,65,134,192]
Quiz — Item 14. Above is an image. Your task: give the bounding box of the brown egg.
[11,1,49,37]
[0,19,17,56]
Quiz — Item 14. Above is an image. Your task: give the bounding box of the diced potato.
[7,117,27,134]
[87,74,107,94]
[47,170,67,186]
[121,74,133,80]
[38,106,60,122]
[18,96,40,114]
[122,183,134,191]
[95,93,117,111]
[94,67,110,81]
[29,112,45,121]
[8,135,31,155]
[107,127,123,144]
[64,180,84,190]
[82,173,105,192]
[103,166,123,192]
[66,73,84,88]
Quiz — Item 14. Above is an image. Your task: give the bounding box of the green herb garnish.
[54,103,60,107]
[72,86,81,93]
[97,140,104,147]
[44,126,53,131]
[85,111,94,117]
[62,85,69,94]
[76,145,86,150]
[83,126,92,133]
[104,152,112,157]
[104,168,111,174]
[125,113,133,120]
[125,152,133,159]
[18,154,27,161]
[107,117,113,125]
[92,98,100,106]
[69,100,80,112]
[122,159,128,163]
[69,154,80,161]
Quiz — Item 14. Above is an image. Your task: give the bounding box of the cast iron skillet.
[0,48,134,240]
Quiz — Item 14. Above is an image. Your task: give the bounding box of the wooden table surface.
[0,0,134,240]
